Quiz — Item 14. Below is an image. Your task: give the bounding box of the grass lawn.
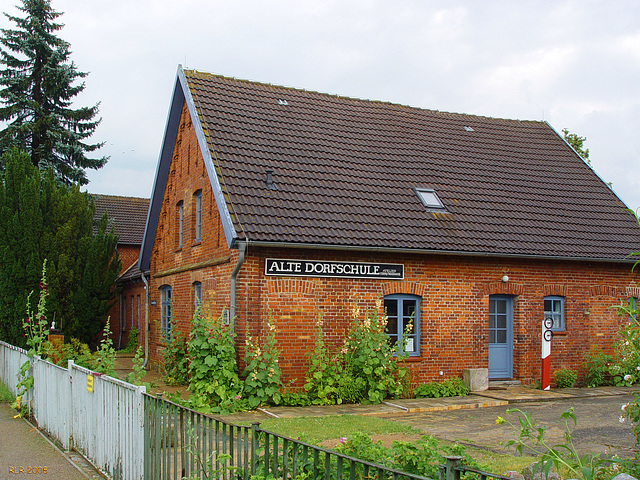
[0,381,14,403]
[259,414,537,474]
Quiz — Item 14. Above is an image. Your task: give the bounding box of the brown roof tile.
[175,70,640,261]
[93,194,149,245]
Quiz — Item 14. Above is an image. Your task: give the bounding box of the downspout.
[230,242,247,333]
[141,273,150,369]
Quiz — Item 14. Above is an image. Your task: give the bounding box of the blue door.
[488,295,513,379]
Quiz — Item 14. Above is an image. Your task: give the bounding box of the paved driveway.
[379,394,637,458]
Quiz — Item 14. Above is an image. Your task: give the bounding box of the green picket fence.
[144,394,511,480]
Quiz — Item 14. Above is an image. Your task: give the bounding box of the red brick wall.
[147,102,640,387]
[147,102,235,366]
[229,249,639,387]
[106,245,142,346]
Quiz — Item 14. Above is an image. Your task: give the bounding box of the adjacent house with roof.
[93,194,150,349]
[138,66,640,386]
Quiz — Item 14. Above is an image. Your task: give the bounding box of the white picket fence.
[0,340,145,480]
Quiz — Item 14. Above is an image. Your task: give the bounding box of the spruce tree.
[0,0,107,185]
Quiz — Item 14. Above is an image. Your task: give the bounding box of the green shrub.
[581,347,613,387]
[413,377,469,398]
[553,368,577,388]
[187,311,242,413]
[304,300,406,406]
[162,329,189,385]
[334,432,479,479]
[122,327,139,353]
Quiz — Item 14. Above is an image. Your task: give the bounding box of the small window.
[415,188,446,211]
[544,296,565,331]
[384,294,420,356]
[121,294,127,331]
[194,191,202,242]
[177,201,184,248]
[137,294,141,330]
[194,281,202,310]
[161,285,172,342]
[131,296,135,331]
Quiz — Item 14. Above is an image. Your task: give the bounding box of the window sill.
[551,330,568,336]
[192,241,202,247]
[399,355,422,362]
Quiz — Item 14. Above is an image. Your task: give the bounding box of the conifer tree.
[0,149,120,347]
[0,0,107,185]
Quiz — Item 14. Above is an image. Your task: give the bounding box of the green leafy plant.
[553,368,577,388]
[162,328,189,385]
[342,300,406,404]
[242,317,284,408]
[123,327,139,353]
[497,407,606,480]
[303,317,352,405]
[92,318,117,376]
[581,347,613,387]
[334,432,478,479]
[187,311,242,413]
[125,346,148,386]
[13,261,50,416]
[414,377,470,398]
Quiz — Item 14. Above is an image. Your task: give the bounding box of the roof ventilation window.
[415,188,447,212]
[464,126,474,132]
[278,99,289,106]
[265,169,278,191]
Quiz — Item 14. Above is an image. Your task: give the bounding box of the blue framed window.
[384,294,420,356]
[543,296,565,331]
[194,191,202,242]
[161,285,172,342]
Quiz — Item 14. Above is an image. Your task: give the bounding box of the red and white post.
[541,317,553,390]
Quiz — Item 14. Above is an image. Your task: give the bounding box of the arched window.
[160,285,172,341]
[384,294,420,356]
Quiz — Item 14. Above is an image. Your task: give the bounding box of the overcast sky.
[3,0,640,209]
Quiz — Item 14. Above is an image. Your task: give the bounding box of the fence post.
[443,456,463,480]
[251,422,261,476]
[67,360,75,450]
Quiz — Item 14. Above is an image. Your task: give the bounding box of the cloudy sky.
[3,0,640,209]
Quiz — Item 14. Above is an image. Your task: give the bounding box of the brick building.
[93,194,149,349]
[138,66,640,386]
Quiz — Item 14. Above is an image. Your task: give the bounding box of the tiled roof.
[162,69,640,262]
[117,260,142,283]
[93,194,149,245]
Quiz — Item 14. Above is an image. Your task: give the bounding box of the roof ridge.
[183,68,544,125]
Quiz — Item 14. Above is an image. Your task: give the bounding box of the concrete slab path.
[0,402,103,480]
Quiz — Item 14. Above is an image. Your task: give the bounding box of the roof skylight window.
[415,188,447,211]
[278,99,289,106]
[464,126,474,132]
